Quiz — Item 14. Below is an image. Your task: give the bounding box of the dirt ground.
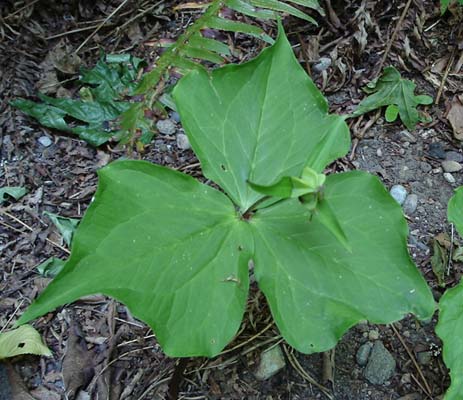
[1,0,463,399]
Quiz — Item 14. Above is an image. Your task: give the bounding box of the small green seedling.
[354,66,432,130]
[17,26,434,358]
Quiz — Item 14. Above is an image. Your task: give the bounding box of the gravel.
[356,342,373,366]
[364,341,396,385]
[254,345,286,380]
[156,119,177,135]
[403,194,418,215]
[444,172,456,184]
[390,185,408,205]
[442,160,462,173]
[38,136,52,147]
[313,57,331,73]
[176,133,191,150]
[445,151,463,163]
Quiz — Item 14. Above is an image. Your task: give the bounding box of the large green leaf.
[436,280,463,400]
[436,187,463,399]
[18,161,251,357]
[448,187,463,235]
[173,27,350,212]
[250,171,434,352]
[18,26,435,359]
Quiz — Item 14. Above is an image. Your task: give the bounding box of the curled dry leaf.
[447,94,463,141]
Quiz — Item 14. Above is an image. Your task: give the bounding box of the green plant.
[436,187,463,400]
[12,54,152,147]
[441,0,463,13]
[353,66,432,131]
[17,27,435,358]
[13,1,323,147]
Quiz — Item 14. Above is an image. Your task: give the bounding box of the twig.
[75,0,130,54]
[390,323,432,396]
[283,344,334,400]
[435,49,456,105]
[1,210,70,254]
[219,322,274,355]
[376,0,413,76]
[0,299,25,334]
[4,0,40,20]
[45,26,97,40]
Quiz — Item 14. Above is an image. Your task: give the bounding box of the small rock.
[403,330,411,338]
[403,194,418,215]
[364,341,396,385]
[356,342,373,366]
[428,142,446,159]
[400,373,412,385]
[254,345,286,380]
[399,130,417,143]
[170,111,181,123]
[156,119,176,135]
[416,351,432,365]
[368,329,380,341]
[38,136,53,147]
[397,394,421,400]
[313,57,331,73]
[376,148,383,157]
[390,185,408,205]
[176,133,191,150]
[442,160,462,173]
[444,172,456,184]
[445,151,463,163]
[420,162,432,173]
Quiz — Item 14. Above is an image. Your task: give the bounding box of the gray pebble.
[420,162,432,173]
[416,351,432,365]
[445,151,463,163]
[364,341,396,385]
[313,57,331,73]
[176,133,191,150]
[254,345,286,380]
[156,119,176,135]
[356,342,373,366]
[368,329,380,341]
[442,160,462,173]
[444,172,456,184]
[390,185,408,205]
[428,142,446,159]
[403,194,418,215]
[38,136,52,147]
[399,130,417,143]
[170,111,181,123]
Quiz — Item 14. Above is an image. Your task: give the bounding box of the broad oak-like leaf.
[354,66,432,131]
[18,27,435,357]
[436,187,463,400]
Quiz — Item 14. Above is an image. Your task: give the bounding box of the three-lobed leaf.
[354,66,432,131]
[18,26,435,358]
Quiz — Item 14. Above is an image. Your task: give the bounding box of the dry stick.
[376,0,413,77]
[1,210,70,254]
[390,323,432,397]
[4,0,40,20]
[45,26,97,41]
[75,0,130,54]
[0,299,25,334]
[435,48,456,105]
[219,322,274,356]
[283,344,334,400]
[111,0,164,35]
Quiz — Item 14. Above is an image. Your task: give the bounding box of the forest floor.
[1,0,463,399]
